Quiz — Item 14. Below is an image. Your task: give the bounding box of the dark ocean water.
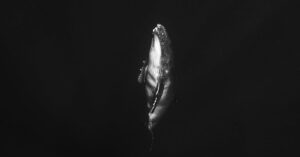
[1,1,299,156]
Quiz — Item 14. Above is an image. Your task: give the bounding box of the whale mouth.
[152,24,167,37]
[148,34,162,82]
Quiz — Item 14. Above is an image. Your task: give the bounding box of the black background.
[1,0,300,156]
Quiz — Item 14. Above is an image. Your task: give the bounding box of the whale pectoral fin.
[137,60,147,84]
